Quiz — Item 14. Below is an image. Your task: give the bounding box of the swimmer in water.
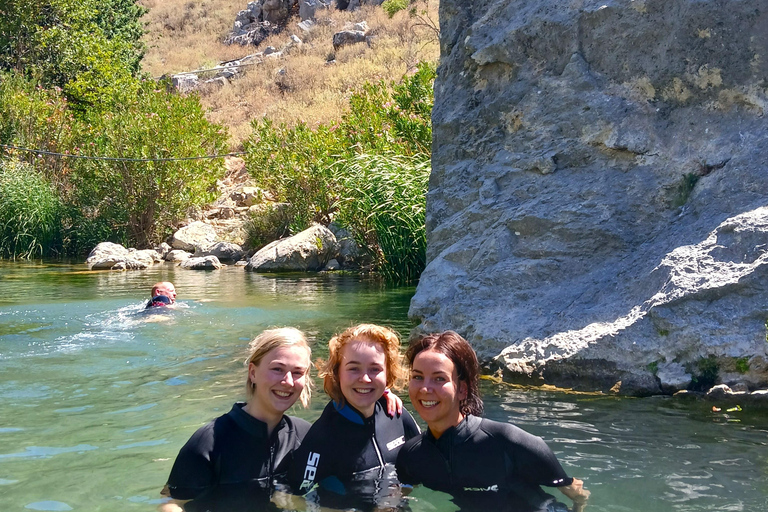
[146,282,177,309]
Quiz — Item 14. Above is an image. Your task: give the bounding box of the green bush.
[382,0,410,18]
[335,153,429,284]
[0,0,146,111]
[244,120,344,232]
[0,159,63,258]
[243,203,292,251]
[1,75,229,253]
[0,73,79,183]
[68,80,229,248]
[244,61,435,244]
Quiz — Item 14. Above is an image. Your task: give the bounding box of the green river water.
[1,261,767,512]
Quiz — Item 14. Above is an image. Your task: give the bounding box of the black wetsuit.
[396,415,574,512]
[288,396,420,504]
[165,402,310,507]
[145,295,171,308]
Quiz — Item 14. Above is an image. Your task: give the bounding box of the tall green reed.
[0,159,63,258]
[335,153,430,284]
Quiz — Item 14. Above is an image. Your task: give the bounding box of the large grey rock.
[86,243,155,270]
[171,221,218,252]
[196,241,245,262]
[412,0,768,395]
[246,224,338,272]
[180,256,223,270]
[328,223,370,269]
[166,250,192,263]
[86,242,129,269]
[332,30,368,50]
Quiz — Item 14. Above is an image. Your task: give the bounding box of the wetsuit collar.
[426,414,482,444]
[332,398,384,425]
[228,402,286,438]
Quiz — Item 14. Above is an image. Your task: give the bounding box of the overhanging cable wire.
[0,143,245,162]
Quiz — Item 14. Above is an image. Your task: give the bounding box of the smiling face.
[409,349,467,438]
[247,345,310,425]
[338,339,387,418]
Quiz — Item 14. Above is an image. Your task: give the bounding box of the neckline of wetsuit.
[332,398,385,425]
[228,402,287,439]
[425,414,482,445]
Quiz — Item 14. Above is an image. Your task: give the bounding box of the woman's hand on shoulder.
[383,389,403,417]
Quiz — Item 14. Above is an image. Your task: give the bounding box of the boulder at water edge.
[86,242,161,270]
[170,221,218,252]
[195,241,245,262]
[180,256,223,270]
[245,224,338,272]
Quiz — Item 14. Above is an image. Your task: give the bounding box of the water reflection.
[1,262,768,512]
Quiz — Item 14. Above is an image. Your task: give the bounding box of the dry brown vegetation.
[139,0,439,146]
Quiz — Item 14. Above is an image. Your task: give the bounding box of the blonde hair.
[244,327,312,408]
[319,323,404,405]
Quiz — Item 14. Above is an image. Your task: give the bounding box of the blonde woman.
[160,328,313,511]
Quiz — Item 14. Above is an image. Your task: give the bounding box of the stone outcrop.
[170,221,218,252]
[181,256,224,270]
[245,224,338,271]
[412,0,768,395]
[195,241,245,262]
[85,242,163,270]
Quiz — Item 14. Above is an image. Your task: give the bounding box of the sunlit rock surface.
[411,0,768,395]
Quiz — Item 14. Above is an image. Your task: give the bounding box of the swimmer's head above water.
[150,282,176,303]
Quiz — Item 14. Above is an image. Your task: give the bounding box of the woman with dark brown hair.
[396,331,590,512]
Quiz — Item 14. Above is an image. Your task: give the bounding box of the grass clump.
[0,159,64,259]
[243,203,292,251]
[335,153,429,283]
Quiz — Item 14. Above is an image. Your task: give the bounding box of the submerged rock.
[180,256,223,270]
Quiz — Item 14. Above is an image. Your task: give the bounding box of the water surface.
[0,261,766,512]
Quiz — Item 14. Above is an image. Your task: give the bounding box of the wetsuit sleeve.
[165,424,216,500]
[493,421,573,488]
[395,436,421,485]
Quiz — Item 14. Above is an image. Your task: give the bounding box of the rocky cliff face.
[411,0,768,395]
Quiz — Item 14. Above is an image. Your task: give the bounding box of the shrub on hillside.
[69,80,229,248]
[244,62,435,235]
[382,0,410,18]
[0,159,63,259]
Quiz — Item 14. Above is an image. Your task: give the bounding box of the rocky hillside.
[139,0,439,143]
[412,0,768,396]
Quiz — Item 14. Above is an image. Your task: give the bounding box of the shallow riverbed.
[1,261,766,512]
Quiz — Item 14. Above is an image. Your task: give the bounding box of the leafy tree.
[0,0,146,110]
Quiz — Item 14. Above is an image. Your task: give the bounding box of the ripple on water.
[0,444,98,460]
[24,501,73,511]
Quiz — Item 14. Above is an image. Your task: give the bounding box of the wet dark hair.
[405,330,483,416]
